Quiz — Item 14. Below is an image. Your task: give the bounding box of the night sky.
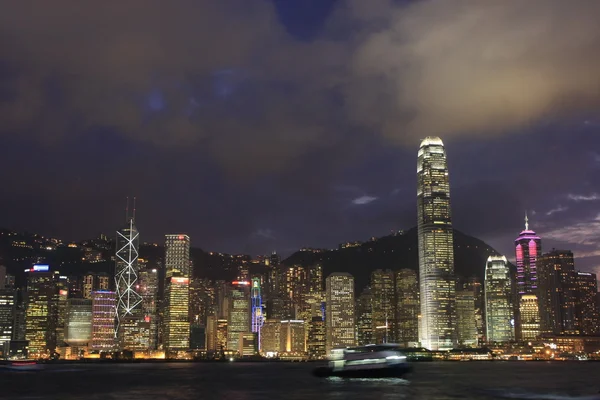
[1,1,599,276]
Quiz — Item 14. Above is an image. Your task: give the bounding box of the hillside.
[283,227,501,290]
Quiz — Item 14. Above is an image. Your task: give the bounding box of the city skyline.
[0,1,599,280]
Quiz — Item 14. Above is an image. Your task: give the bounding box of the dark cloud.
[1,1,600,279]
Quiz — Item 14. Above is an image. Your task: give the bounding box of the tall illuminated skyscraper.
[515,214,541,295]
[515,214,541,340]
[251,278,264,349]
[25,266,61,359]
[114,214,143,340]
[164,276,190,353]
[417,136,456,350]
[325,273,355,355]
[484,256,515,343]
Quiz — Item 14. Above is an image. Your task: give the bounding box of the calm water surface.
[2,361,600,400]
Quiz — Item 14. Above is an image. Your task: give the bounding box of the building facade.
[325,273,355,355]
[395,269,419,348]
[370,269,395,343]
[456,290,477,347]
[91,291,116,352]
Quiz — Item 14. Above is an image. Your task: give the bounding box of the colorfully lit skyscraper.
[484,256,515,342]
[515,214,541,295]
[114,205,143,339]
[416,136,456,350]
[251,277,264,349]
[515,214,542,339]
[325,273,355,355]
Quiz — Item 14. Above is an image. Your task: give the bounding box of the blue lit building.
[251,278,264,350]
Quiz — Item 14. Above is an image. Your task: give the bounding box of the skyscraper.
[227,281,250,352]
[484,256,514,343]
[515,215,542,340]
[356,286,373,346]
[538,250,577,335]
[395,269,419,348]
[25,266,61,359]
[515,214,541,296]
[575,272,600,335]
[138,268,159,349]
[251,278,264,349]
[164,276,190,353]
[519,294,540,340]
[164,235,191,279]
[325,273,355,355]
[416,136,455,350]
[370,269,395,343]
[0,288,16,353]
[64,299,92,347]
[115,217,143,340]
[455,290,477,347]
[91,291,116,352]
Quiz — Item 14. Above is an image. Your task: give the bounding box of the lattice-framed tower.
[114,199,143,339]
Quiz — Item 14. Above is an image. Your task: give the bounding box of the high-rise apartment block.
[417,136,456,350]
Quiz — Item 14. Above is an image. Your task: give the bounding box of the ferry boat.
[0,359,43,371]
[313,344,412,378]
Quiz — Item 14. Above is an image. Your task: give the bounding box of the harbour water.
[2,361,600,400]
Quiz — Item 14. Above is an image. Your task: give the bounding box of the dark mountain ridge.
[283,227,501,291]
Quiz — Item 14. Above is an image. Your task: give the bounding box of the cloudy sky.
[1,0,599,276]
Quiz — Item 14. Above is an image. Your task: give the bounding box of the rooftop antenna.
[125,197,130,223]
[133,197,137,223]
[525,211,529,231]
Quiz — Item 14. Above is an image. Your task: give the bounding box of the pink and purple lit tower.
[515,213,542,340]
[514,213,541,295]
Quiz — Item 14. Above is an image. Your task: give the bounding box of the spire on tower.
[525,211,529,231]
[125,197,129,223]
[133,197,137,223]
